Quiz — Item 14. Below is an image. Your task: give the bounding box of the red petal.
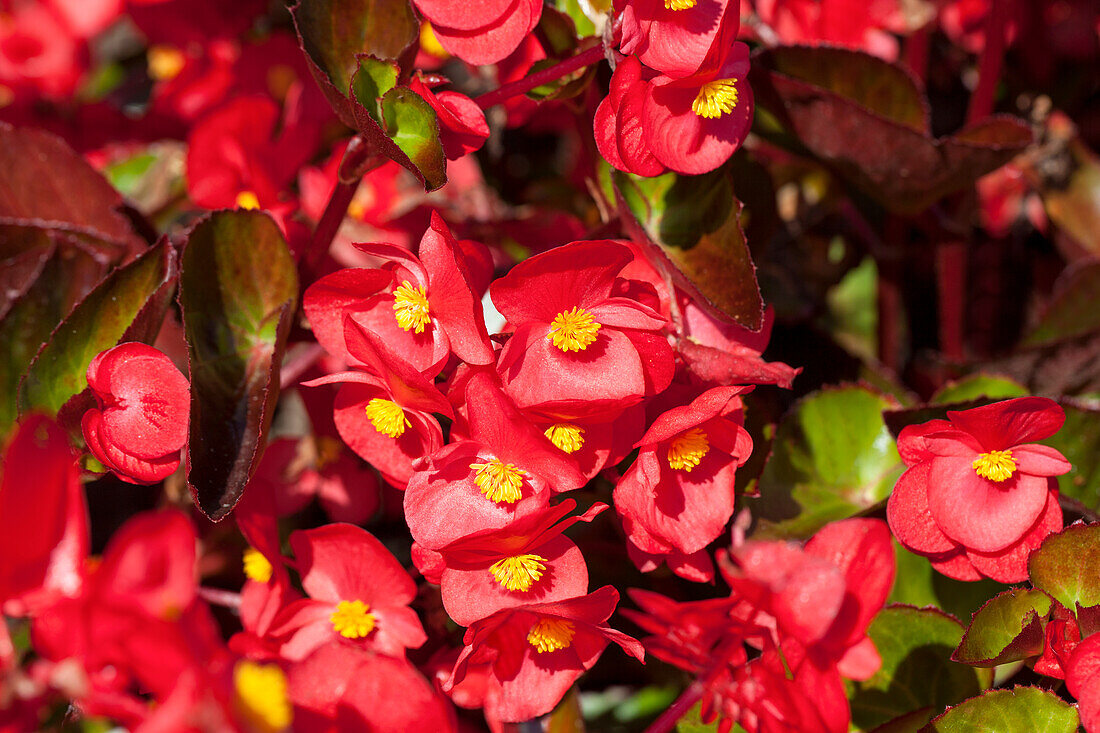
[291,523,418,606]
[886,463,956,554]
[1011,444,1072,477]
[946,396,1065,450]
[429,0,541,65]
[966,486,1062,583]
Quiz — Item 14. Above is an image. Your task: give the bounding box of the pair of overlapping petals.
[412,0,541,65]
[81,342,190,485]
[614,386,753,581]
[887,397,1071,583]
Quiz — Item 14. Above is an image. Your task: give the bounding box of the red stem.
[905,24,931,84]
[966,0,1009,124]
[878,217,905,372]
[476,44,606,110]
[936,240,967,361]
[643,682,705,733]
[197,587,242,610]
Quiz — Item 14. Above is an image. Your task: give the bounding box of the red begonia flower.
[269,523,427,662]
[0,415,87,615]
[304,211,494,376]
[444,586,644,722]
[491,240,674,415]
[642,40,753,174]
[1067,632,1100,732]
[404,372,586,549]
[886,397,1070,582]
[81,342,190,485]
[412,0,542,66]
[614,386,753,568]
[620,0,735,78]
[0,3,84,99]
[438,500,606,625]
[594,56,665,177]
[752,0,906,60]
[408,76,489,160]
[288,642,456,733]
[523,403,647,480]
[303,317,452,488]
[678,301,800,388]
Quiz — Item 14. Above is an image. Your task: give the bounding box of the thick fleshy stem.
[299,136,382,288]
[966,0,1009,124]
[475,43,605,110]
[644,681,705,733]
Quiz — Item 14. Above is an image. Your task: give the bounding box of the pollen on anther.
[243,547,273,583]
[692,79,740,119]
[365,398,411,438]
[545,423,585,454]
[330,599,377,639]
[392,280,432,333]
[489,554,548,592]
[664,0,697,7]
[972,449,1017,482]
[527,617,576,653]
[234,660,292,732]
[547,306,601,352]
[667,428,710,471]
[470,458,528,503]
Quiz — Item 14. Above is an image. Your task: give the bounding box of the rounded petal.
[886,463,957,554]
[1011,444,1072,477]
[946,396,1065,450]
[966,486,1062,583]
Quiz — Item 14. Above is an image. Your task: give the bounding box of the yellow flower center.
[148,45,186,81]
[243,547,272,583]
[664,0,697,7]
[972,449,1016,482]
[392,281,432,333]
[692,79,740,119]
[235,190,261,210]
[234,661,292,732]
[470,459,527,504]
[314,435,344,470]
[544,423,585,454]
[489,554,548,592]
[330,599,377,639]
[364,398,410,438]
[667,428,709,472]
[419,20,450,59]
[527,617,576,653]
[548,306,601,352]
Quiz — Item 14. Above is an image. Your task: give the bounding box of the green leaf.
[930,375,1028,404]
[380,86,446,191]
[545,687,584,733]
[1022,261,1100,347]
[613,167,762,329]
[888,540,1006,623]
[676,702,746,733]
[850,606,990,731]
[178,211,297,521]
[751,386,903,539]
[1044,401,1100,511]
[953,589,1051,666]
[920,687,1078,732]
[1028,522,1100,612]
[18,240,178,419]
[349,56,399,126]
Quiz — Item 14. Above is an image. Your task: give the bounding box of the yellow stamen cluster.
[527,617,576,653]
[235,190,261,210]
[545,423,585,454]
[330,599,377,639]
[148,45,186,81]
[234,661,292,732]
[692,79,740,119]
[972,449,1017,482]
[489,554,548,592]
[392,281,432,333]
[667,428,710,472]
[364,397,410,438]
[664,0,697,8]
[243,547,272,584]
[548,306,601,352]
[470,459,527,504]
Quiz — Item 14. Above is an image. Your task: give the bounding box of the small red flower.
[594,56,665,177]
[444,586,644,722]
[81,342,190,485]
[620,0,736,77]
[411,0,542,65]
[491,240,674,414]
[437,500,606,626]
[887,397,1071,582]
[269,523,427,662]
[614,386,753,579]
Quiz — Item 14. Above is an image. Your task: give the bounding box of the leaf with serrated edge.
[1028,522,1100,613]
[953,588,1051,666]
[919,687,1078,732]
[179,211,297,521]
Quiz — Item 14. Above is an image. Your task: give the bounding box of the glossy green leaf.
[850,606,990,731]
[19,240,178,419]
[930,374,1028,404]
[750,46,1033,215]
[920,687,1078,732]
[953,589,1051,666]
[888,540,1006,624]
[1028,522,1100,612]
[1043,401,1100,511]
[380,86,446,191]
[1022,261,1100,347]
[349,56,398,126]
[178,211,297,521]
[614,167,762,329]
[752,386,903,539]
